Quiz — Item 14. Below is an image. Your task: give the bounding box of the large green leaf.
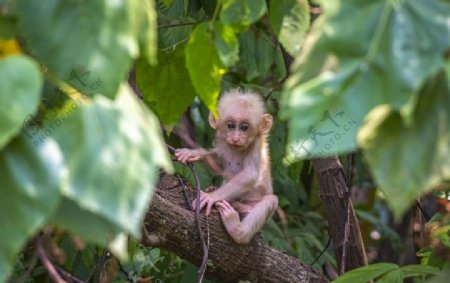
[282,0,450,158]
[0,134,63,282]
[45,85,171,237]
[186,23,225,116]
[237,30,283,81]
[269,0,310,56]
[332,263,398,283]
[220,0,266,30]
[359,74,450,218]
[136,49,196,125]
[0,55,42,149]
[16,0,157,98]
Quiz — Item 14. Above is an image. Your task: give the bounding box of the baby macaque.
[175,89,278,244]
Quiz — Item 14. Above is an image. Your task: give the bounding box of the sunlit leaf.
[16,0,157,98]
[44,85,171,237]
[282,0,450,158]
[0,55,42,149]
[214,22,239,67]
[332,263,398,283]
[0,135,63,281]
[186,23,225,116]
[359,74,450,218]
[220,0,266,30]
[136,49,196,126]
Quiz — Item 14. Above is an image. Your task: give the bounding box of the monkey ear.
[208,112,218,129]
[260,114,273,135]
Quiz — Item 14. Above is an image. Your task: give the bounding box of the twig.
[35,237,66,283]
[158,21,198,29]
[54,265,85,283]
[310,237,331,266]
[166,144,210,283]
[176,174,193,211]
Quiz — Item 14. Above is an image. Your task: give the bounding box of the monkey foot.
[215,200,248,244]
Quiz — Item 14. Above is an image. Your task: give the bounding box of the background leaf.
[136,49,196,126]
[186,23,225,116]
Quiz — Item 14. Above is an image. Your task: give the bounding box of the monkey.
[175,89,278,244]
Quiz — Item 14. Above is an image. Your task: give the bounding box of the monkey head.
[208,89,273,150]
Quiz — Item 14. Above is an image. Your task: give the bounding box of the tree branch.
[144,174,328,283]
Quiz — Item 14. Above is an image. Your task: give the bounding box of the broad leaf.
[400,264,439,278]
[220,0,266,30]
[282,0,450,158]
[16,0,157,98]
[44,85,171,237]
[214,22,239,67]
[136,49,196,126]
[186,23,225,116]
[237,30,284,81]
[332,263,398,283]
[269,0,309,56]
[0,135,63,282]
[377,269,403,283]
[0,55,42,149]
[359,74,450,218]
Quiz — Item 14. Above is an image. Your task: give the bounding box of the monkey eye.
[239,123,249,132]
[227,121,236,130]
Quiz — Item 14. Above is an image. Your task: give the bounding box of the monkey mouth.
[229,143,244,149]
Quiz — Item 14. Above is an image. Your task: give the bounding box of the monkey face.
[220,118,258,150]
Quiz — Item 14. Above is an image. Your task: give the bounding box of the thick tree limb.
[144,174,328,283]
[312,157,368,273]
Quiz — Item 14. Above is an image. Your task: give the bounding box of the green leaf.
[0,55,42,149]
[0,134,63,281]
[359,74,450,218]
[237,30,281,81]
[214,22,239,67]
[137,0,158,65]
[377,269,403,283]
[220,0,266,30]
[16,0,156,98]
[332,263,398,283]
[43,85,171,237]
[269,0,310,56]
[282,0,450,158]
[400,264,439,278]
[284,62,362,158]
[136,49,196,126]
[186,23,225,116]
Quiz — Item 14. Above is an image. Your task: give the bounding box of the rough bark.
[144,174,328,283]
[312,157,368,273]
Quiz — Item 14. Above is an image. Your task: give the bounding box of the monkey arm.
[175,148,223,175]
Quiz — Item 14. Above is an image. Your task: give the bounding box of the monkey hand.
[192,191,219,216]
[175,148,205,164]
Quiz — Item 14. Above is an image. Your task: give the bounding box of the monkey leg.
[216,195,278,244]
